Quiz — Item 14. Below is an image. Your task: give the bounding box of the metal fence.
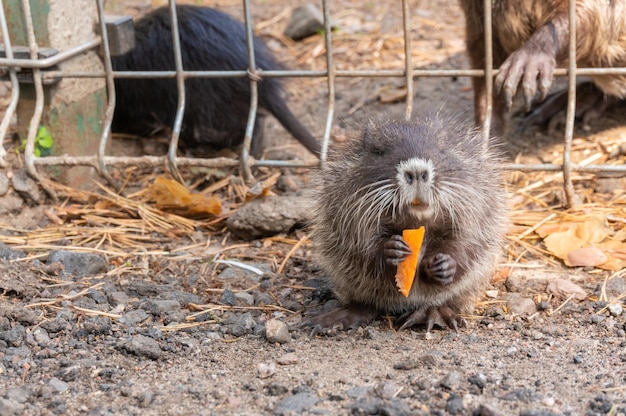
[1,0,625,206]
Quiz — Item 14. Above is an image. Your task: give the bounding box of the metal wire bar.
[562,0,577,207]
[39,66,626,81]
[0,1,20,167]
[166,0,185,183]
[481,0,493,146]
[240,0,259,183]
[402,0,413,121]
[19,0,56,202]
[95,0,117,187]
[320,0,335,162]
[0,37,101,67]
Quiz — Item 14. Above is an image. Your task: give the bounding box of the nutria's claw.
[495,45,556,111]
[424,253,457,285]
[397,305,465,333]
[384,234,412,266]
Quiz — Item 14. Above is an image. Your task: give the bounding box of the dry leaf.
[245,172,281,202]
[148,176,221,217]
[539,218,626,270]
[567,247,607,267]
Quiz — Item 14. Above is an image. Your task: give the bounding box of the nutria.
[111,5,320,157]
[308,112,508,332]
[459,0,626,132]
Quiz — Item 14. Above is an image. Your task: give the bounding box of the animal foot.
[397,305,466,333]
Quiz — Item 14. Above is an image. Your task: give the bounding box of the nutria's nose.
[404,169,429,185]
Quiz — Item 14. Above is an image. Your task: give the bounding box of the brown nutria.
[308,112,508,332]
[459,0,626,132]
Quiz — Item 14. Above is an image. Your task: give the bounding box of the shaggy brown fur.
[460,0,626,132]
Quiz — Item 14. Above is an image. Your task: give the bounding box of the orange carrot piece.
[395,227,425,297]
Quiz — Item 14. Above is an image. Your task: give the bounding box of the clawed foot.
[424,253,456,285]
[495,46,555,112]
[383,234,411,266]
[304,305,379,335]
[396,305,465,333]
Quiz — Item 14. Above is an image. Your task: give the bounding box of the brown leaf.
[566,247,607,267]
[148,176,221,218]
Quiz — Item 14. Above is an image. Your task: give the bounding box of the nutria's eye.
[371,146,385,156]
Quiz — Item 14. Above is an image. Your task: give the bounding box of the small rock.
[485,289,499,298]
[446,393,465,415]
[440,371,461,390]
[217,263,270,281]
[122,335,162,360]
[11,169,41,204]
[502,388,538,402]
[468,373,487,390]
[264,383,288,396]
[143,299,181,315]
[546,278,587,300]
[226,195,313,240]
[6,387,32,404]
[265,319,290,344]
[40,316,71,333]
[346,386,374,398]
[604,277,626,298]
[48,377,70,393]
[120,309,150,325]
[475,403,505,416]
[505,269,549,293]
[47,250,108,277]
[0,398,23,416]
[227,312,257,337]
[393,353,439,370]
[276,353,300,365]
[348,398,412,416]
[234,292,254,306]
[137,390,155,408]
[257,362,276,379]
[107,291,130,306]
[374,381,400,399]
[273,392,318,416]
[588,394,613,414]
[0,325,26,347]
[0,242,26,260]
[567,247,607,267]
[283,4,325,41]
[81,317,112,335]
[608,303,623,317]
[506,294,537,315]
[221,289,236,306]
[537,301,553,311]
[32,328,51,346]
[0,303,39,325]
[0,194,24,215]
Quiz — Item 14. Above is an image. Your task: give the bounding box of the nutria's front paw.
[383,234,412,266]
[397,305,466,333]
[424,253,456,285]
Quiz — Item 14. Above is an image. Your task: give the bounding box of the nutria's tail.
[264,96,321,158]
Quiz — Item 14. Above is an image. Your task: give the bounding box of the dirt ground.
[1,0,626,415]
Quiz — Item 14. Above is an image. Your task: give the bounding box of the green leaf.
[36,126,54,148]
